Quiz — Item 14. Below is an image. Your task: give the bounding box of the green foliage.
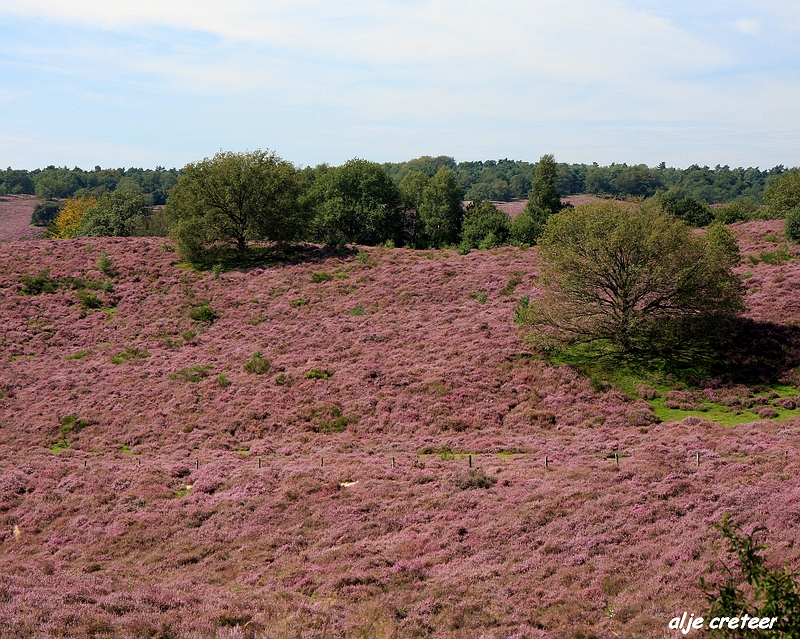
[310,158,403,246]
[244,351,271,375]
[305,368,332,379]
[290,299,308,308]
[785,207,800,242]
[765,169,800,218]
[79,190,151,236]
[317,411,358,433]
[77,291,104,310]
[715,201,762,224]
[31,200,62,227]
[311,271,333,283]
[110,347,150,364]
[702,515,800,638]
[167,149,306,261]
[459,199,511,250]
[188,303,217,324]
[499,276,521,296]
[349,305,365,316]
[526,201,744,356]
[59,414,88,437]
[21,270,57,295]
[526,154,563,218]
[181,329,197,342]
[510,206,544,245]
[417,167,463,248]
[65,349,89,360]
[274,372,287,385]
[216,372,232,388]
[656,189,714,227]
[749,246,792,266]
[169,365,211,383]
[96,251,116,277]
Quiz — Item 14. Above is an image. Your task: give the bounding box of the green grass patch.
[65,349,89,360]
[305,368,332,379]
[244,351,271,374]
[169,365,211,383]
[111,346,150,364]
[311,271,333,283]
[349,305,365,316]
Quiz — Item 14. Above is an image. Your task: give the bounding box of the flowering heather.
[0,196,46,243]
[0,222,799,638]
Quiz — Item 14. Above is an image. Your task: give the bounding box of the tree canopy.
[523,201,744,356]
[310,158,403,247]
[764,169,800,217]
[166,150,305,260]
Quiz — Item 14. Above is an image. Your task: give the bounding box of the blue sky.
[1,0,798,170]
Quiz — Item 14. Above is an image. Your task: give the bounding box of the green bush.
[110,347,150,364]
[169,366,211,382]
[21,270,57,295]
[785,207,800,242]
[31,200,62,227]
[78,291,104,310]
[217,372,232,387]
[305,368,331,379]
[244,351,271,374]
[311,271,333,283]
[79,190,151,237]
[765,169,800,218]
[701,515,800,638]
[188,304,217,324]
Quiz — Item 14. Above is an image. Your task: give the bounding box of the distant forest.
[0,157,793,205]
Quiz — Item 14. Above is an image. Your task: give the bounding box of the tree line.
[3,157,792,207]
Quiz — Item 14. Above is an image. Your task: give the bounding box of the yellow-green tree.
[53,197,97,238]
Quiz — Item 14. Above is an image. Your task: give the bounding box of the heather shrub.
[244,351,271,374]
[702,515,800,638]
[785,206,800,242]
[452,469,498,490]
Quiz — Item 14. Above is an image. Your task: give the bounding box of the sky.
[1,0,798,170]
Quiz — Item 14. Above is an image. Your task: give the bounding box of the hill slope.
[1,226,800,638]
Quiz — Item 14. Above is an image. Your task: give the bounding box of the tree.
[785,207,800,242]
[524,201,744,355]
[459,199,511,250]
[79,190,151,236]
[399,171,429,247]
[166,150,305,260]
[310,158,402,246]
[655,189,714,227]
[31,201,62,227]
[418,167,462,248]
[53,197,97,239]
[765,170,800,217]
[518,154,564,244]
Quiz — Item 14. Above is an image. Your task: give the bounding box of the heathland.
[2,183,800,636]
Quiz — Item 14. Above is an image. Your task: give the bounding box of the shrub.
[169,366,211,383]
[715,202,761,225]
[452,469,498,490]
[244,351,271,375]
[77,291,104,310]
[181,329,197,342]
[31,200,62,227]
[216,372,232,387]
[188,304,217,324]
[21,270,57,295]
[306,368,332,379]
[110,347,150,364]
[96,251,116,276]
[311,271,333,283]
[785,207,800,242]
[701,515,800,637]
